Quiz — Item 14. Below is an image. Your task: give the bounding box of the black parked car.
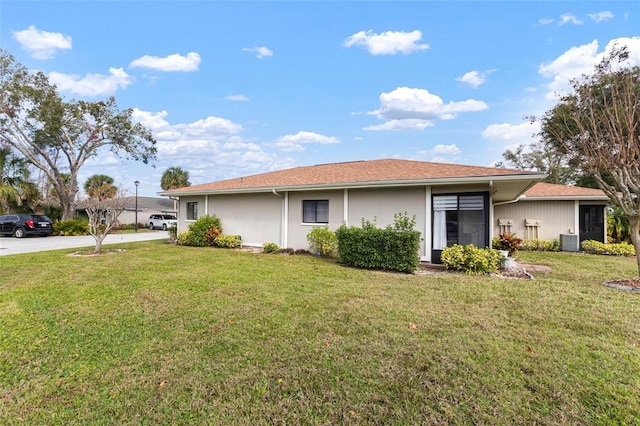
[0,214,54,238]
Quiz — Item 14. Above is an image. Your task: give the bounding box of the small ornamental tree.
[78,188,127,253]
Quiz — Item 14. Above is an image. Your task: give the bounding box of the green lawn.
[1,242,639,424]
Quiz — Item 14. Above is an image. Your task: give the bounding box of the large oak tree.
[0,50,156,220]
[538,47,640,276]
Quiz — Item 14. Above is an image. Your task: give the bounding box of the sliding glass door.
[432,192,489,263]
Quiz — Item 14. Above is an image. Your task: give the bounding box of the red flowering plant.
[492,232,523,257]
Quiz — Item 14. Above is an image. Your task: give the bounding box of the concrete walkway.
[0,231,170,256]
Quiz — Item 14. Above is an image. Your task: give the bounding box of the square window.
[187,202,198,220]
[303,200,329,223]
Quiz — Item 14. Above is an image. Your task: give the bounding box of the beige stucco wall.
[348,187,427,256]
[178,195,207,234]
[494,200,576,241]
[206,193,283,246]
[287,190,344,250]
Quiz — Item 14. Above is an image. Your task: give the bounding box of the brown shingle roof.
[164,159,539,194]
[523,182,607,198]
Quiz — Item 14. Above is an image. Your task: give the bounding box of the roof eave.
[521,195,610,201]
[158,173,547,197]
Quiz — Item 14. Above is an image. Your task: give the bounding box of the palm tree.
[161,167,190,213]
[84,174,117,200]
[160,167,190,191]
[0,146,39,213]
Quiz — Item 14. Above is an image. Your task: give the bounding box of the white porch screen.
[433,195,456,250]
[433,194,486,250]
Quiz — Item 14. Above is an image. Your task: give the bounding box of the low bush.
[168,225,178,244]
[520,239,560,252]
[262,242,280,253]
[306,226,338,257]
[441,244,502,275]
[213,235,241,248]
[581,239,636,256]
[52,219,89,236]
[335,212,421,273]
[180,215,222,247]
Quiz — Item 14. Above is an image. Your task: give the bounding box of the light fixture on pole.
[134,180,140,232]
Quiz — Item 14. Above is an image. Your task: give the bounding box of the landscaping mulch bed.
[604,279,640,292]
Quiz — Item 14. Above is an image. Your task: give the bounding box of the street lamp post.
[134,180,140,232]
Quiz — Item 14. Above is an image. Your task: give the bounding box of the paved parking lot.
[0,231,170,256]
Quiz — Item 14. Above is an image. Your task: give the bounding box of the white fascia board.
[158,173,547,197]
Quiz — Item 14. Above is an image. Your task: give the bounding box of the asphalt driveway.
[0,231,170,256]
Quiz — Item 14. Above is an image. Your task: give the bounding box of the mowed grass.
[1,242,639,425]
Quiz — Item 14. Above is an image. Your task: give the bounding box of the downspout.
[493,195,525,206]
[272,188,283,198]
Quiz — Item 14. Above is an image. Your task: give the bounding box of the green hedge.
[581,240,636,256]
[520,239,560,252]
[52,219,89,236]
[335,213,421,273]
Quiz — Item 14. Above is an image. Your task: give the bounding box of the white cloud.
[129,52,201,72]
[243,46,273,58]
[129,108,286,183]
[457,69,495,88]
[539,37,640,98]
[538,18,554,25]
[588,11,614,23]
[365,87,488,131]
[268,131,339,152]
[431,144,461,156]
[48,68,133,96]
[225,94,249,101]
[364,119,433,132]
[559,14,582,26]
[344,30,429,55]
[413,144,461,162]
[481,122,540,148]
[12,25,72,59]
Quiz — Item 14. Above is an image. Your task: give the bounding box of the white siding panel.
[494,200,574,241]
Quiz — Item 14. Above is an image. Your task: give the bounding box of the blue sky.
[2,1,639,197]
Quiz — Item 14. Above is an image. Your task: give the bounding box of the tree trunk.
[94,237,104,254]
[629,216,640,279]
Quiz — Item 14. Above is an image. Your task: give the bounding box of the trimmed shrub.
[581,240,635,256]
[262,242,280,253]
[441,244,502,275]
[52,219,90,236]
[335,212,421,273]
[306,226,338,257]
[214,234,241,248]
[180,215,222,247]
[520,239,559,252]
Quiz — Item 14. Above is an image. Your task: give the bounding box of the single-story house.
[494,182,609,250]
[159,159,608,263]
